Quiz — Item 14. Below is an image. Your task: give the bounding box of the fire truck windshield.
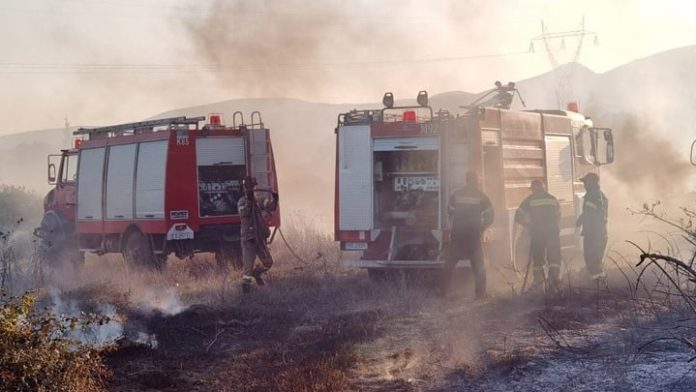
[61,154,78,183]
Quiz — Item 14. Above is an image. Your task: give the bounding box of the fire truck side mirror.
[593,128,614,166]
[690,139,696,166]
[47,154,62,185]
[383,92,394,109]
[48,163,57,185]
[417,90,428,107]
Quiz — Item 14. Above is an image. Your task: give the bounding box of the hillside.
[2,45,695,224]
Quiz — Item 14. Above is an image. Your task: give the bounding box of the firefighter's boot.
[242,275,254,293]
[251,267,267,286]
[547,265,562,294]
[528,267,546,294]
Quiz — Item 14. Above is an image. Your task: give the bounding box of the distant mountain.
[2,45,695,223]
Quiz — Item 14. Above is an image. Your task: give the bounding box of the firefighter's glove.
[272,192,279,202]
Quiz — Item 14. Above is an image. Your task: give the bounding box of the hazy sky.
[1,0,695,134]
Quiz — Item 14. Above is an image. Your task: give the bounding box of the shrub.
[0,292,111,391]
[0,185,42,229]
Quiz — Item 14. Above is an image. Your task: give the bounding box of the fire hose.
[276,227,307,265]
[254,188,307,265]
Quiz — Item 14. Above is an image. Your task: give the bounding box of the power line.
[529,16,599,106]
[49,0,534,21]
[0,50,534,74]
[2,1,538,25]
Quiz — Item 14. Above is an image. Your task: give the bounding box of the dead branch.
[537,316,584,354]
[638,253,696,282]
[630,245,696,314]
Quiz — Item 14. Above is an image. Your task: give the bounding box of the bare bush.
[0,292,111,391]
[630,203,696,360]
[0,185,42,228]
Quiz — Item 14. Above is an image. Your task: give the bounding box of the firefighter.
[515,180,562,293]
[576,172,608,280]
[237,176,278,293]
[443,171,494,299]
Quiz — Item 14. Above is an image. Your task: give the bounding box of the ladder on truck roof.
[74,116,206,139]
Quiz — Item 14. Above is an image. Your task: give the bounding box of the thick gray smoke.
[184,0,403,97]
[592,111,693,200]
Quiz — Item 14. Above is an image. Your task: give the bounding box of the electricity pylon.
[529,16,598,108]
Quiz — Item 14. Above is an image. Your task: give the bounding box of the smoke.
[46,291,161,348]
[48,291,124,346]
[1,246,189,348]
[574,109,696,259]
[598,112,693,199]
[183,0,405,98]
[181,0,512,103]
[130,285,186,316]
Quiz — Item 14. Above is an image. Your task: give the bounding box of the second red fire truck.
[38,113,280,269]
[334,84,615,279]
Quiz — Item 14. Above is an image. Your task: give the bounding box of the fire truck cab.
[40,113,280,269]
[334,87,614,276]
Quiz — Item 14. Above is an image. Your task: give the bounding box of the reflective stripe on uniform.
[454,196,481,205]
[529,198,559,208]
[585,201,599,210]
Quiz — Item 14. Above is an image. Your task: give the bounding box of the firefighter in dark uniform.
[576,172,608,280]
[237,176,278,293]
[443,171,494,299]
[515,180,562,292]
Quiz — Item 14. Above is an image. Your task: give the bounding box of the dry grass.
[11,209,696,391]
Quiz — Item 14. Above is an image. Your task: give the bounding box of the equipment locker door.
[248,128,274,190]
[77,147,106,221]
[337,125,373,231]
[545,135,573,203]
[544,135,575,248]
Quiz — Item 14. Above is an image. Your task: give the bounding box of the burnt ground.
[94,259,696,392]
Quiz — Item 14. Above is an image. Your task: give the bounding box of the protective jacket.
[577,188,608,237]
[448,185,494,240]
[515,190,561,237]
[238,194,277,242]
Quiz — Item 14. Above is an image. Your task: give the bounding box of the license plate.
[394,176,439,192]
[166,224,194,240]
[169,231,194,240]
[344,242,368,250]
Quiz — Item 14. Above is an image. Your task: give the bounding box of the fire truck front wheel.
[123,231,166,271]
[37,212,83,269]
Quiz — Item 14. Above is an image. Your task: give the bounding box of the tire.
[123,231,165,270]
[215,242,243,271]
[37,213,82,269]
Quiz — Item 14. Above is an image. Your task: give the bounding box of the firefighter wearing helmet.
[576,172,608,280]
[237,176,278,293]
[514,180,562,293]
[443,170,494,299]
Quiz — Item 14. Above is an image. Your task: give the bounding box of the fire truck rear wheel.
[124,231,165,270]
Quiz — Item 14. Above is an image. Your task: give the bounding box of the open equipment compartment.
[373,146,440,230]
[196,137,247,217]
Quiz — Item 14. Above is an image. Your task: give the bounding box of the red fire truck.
[334,84,614,279]
[38,113,280,269]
